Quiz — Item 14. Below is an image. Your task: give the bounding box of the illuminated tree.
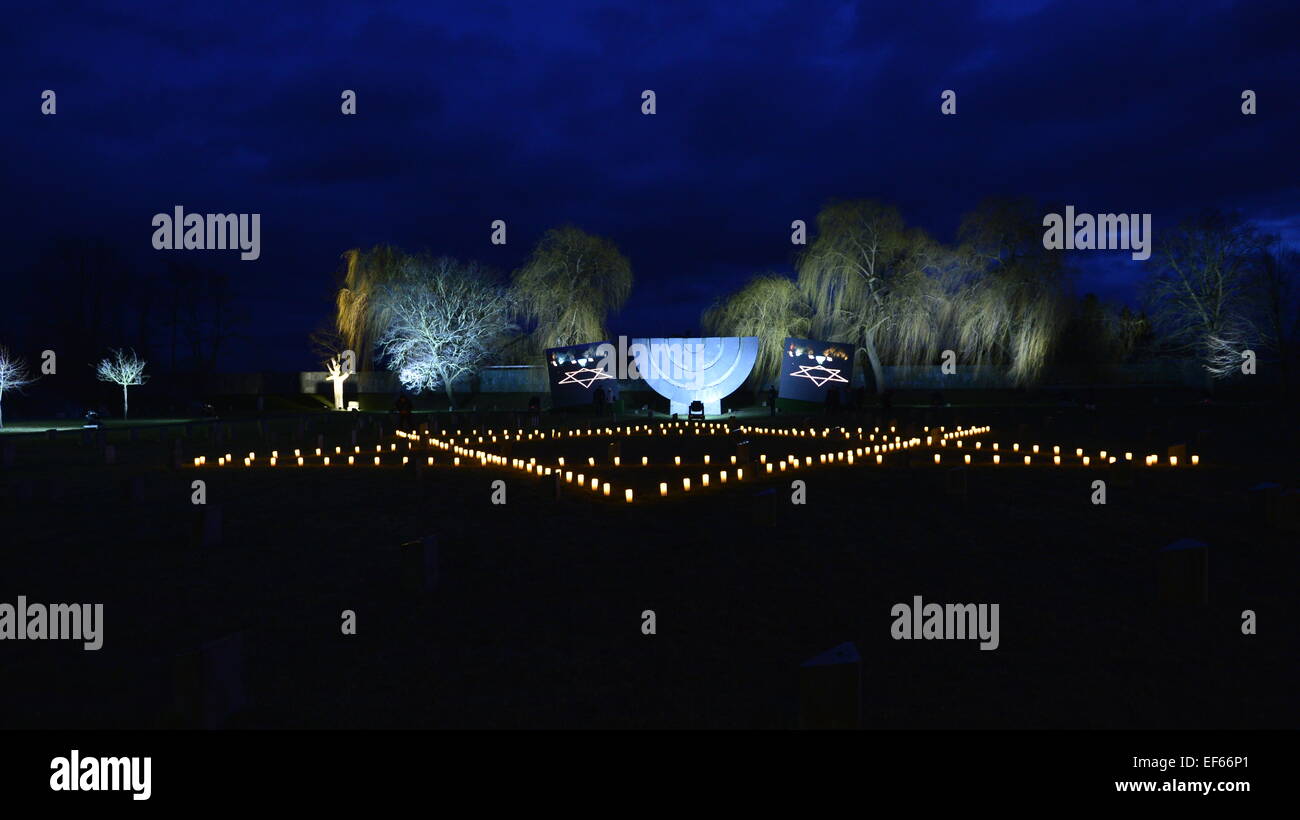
[374,256,516,406]
[512,226,632,351]
[796,200,948,392]
[0,346,35,429]
[335,245,405,369]
[324,355,352,410]
[95,348,149,419]
[1144,211,1267,382]
[954,198,1070,385]
[702,273,811,386]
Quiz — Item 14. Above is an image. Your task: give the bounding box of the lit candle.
[737,468,744,480]
[625,488,633,503]
[603,482,610,496]
[324,457,331,466]
[660,482,668,496]
[1191,455,1199,465]
[642,456,648,466]
[675,456,681,466]
[993,455,1000,465]
[683,477,691,491]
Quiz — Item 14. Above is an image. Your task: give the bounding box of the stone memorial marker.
[400,535,438,593]
[191,505,223,549]
[173,631,247,729]
[1246,482,1280,524]
[799,641,861,729]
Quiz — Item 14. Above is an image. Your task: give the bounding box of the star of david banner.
[545,341,616,407]
[778,338,856,403]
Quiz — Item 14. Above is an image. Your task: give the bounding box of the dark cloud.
[2,0,1296,369]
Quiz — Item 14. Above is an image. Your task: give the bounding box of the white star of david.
[558,367,614,388]
[789,364,848,388]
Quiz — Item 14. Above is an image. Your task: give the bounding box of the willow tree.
[335,245,405,369]
[796,200,946,392]
[955,198,1070,385]
[702,273,811,387]
[512,226,632,351]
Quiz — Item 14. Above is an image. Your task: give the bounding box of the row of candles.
[188,423,1200,505]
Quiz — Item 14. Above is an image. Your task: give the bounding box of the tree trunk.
[863,337,886,394]
[123,384,129,419]
[0,397,4,429]
[444,380,455,409]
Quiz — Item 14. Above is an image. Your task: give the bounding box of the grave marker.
[799,642,861,729]
[400,535,438,593]
[172,631,247,729]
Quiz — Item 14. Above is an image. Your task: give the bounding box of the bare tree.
[374,256,517,406]
[702,273,811,386]
[96,349,149,419]
[512,226,632,351]
[1144,210,1267,382]
[1252,238,1300,390]
[0,346,36,429]
[324,355,352,410]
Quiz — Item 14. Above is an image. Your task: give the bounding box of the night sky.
[4,0,1298,371]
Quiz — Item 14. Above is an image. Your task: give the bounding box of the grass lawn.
[0,401,1296,729]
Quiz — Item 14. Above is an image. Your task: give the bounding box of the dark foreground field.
[1,400,1296,729]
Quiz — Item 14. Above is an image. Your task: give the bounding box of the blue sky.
[3,0,1297,369]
